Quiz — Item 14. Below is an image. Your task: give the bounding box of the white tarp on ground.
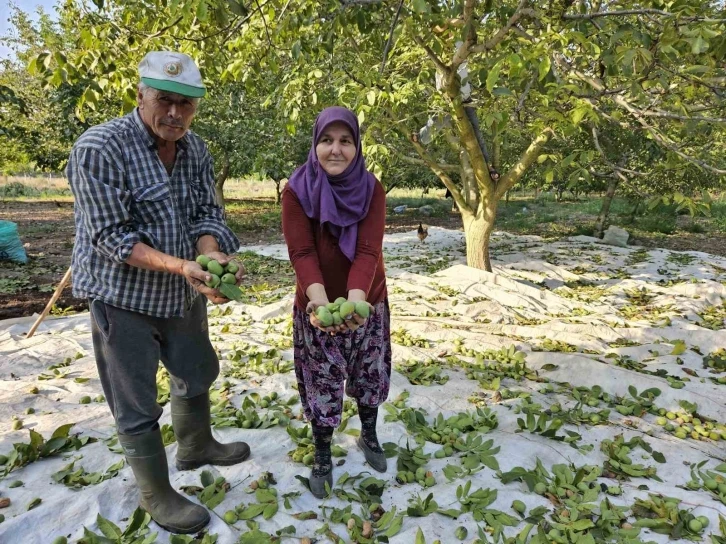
[1,227,725,543]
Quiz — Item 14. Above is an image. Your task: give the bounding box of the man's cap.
[138,51,206,98]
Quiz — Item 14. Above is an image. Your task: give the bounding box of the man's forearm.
[196,234,220,256]
[125,242,186,275]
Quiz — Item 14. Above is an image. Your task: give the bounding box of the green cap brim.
[141,77,206,98]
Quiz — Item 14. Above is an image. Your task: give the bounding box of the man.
[67,51,249,534]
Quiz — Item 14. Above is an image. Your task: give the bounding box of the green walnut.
[512,500,526,514]
[332,312,343,326]
[52,538,68,544]
[195,255,211,268]
[205,274,221,288]
[225,262,239,274]
[354,302,370,319]
[223,510,238,524]
[334,297,348,306]
[79,396,92,404]
[326,302,340,313]
[206,260,224,276]
[315,306,334,327]
[221,273,236,285]
[339,301,355,318]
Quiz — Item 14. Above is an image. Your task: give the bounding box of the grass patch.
[237,251,295,289]
[635,213,677,235]
[0,181,72,198]
[225,199,281,233]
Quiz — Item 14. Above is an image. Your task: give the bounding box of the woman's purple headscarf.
[287,106,377,261]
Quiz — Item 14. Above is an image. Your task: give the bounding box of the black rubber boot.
[171,392,250,470]
[357,404,387,473]
[119,427,210,534]
[310,423,334,499]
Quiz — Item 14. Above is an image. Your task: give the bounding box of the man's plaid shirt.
[67,108,240,318]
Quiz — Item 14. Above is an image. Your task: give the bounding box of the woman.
[282,106,391,498]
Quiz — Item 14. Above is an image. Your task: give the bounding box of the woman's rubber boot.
[357,405,387,472]
[171,392,250,470]
[119,427,210,534]
[310,423,334,499]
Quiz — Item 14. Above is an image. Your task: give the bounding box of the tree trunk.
[628,199,641,223]
[214,149,231,209]
[595,177,620,238]
[462,205,496,272]
[274,178,286,205]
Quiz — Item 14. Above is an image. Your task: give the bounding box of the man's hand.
[181,261,229,305]
[201,251,244,285]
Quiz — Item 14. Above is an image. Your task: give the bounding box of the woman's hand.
[342,301,374,332]
[343,289,374,332]
[306,300,346,335]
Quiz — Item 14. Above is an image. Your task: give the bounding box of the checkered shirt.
[67,108,239,318]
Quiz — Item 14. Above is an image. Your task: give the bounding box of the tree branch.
[449,96,494,192]
[380,0,404,75]
[450,0,477,72]
[566,62,726,175]
[254,0,273,48]
[342,67,387,90]
[399,153,459,172]
[514,73,536,119]
[408,134,470,213]
[591,127,645,180]
[563,9,726,23]
[495,128,554,199]
[412,34,450,76]
[640,110,726,123]
[471,0,536,54]
[339,0,384,6]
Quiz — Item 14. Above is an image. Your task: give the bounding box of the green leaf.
[415,527,426,544]
[218,282,243,302]
[486,62,502,94]
[227,0,247,16]
[670,341,687,355]
[690,36,709,54]
[367,90,376,106]
[96,514,122,538]
[262,501,278,520]
[538,56,551,81]
[51,423,74,439]
[382,514,403,537]
[571,105,589,125]
[200,470,214,488]
[412,0,430,14]
[570,519,595,531]
[652,451,666,463]
[197,0,209,22]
